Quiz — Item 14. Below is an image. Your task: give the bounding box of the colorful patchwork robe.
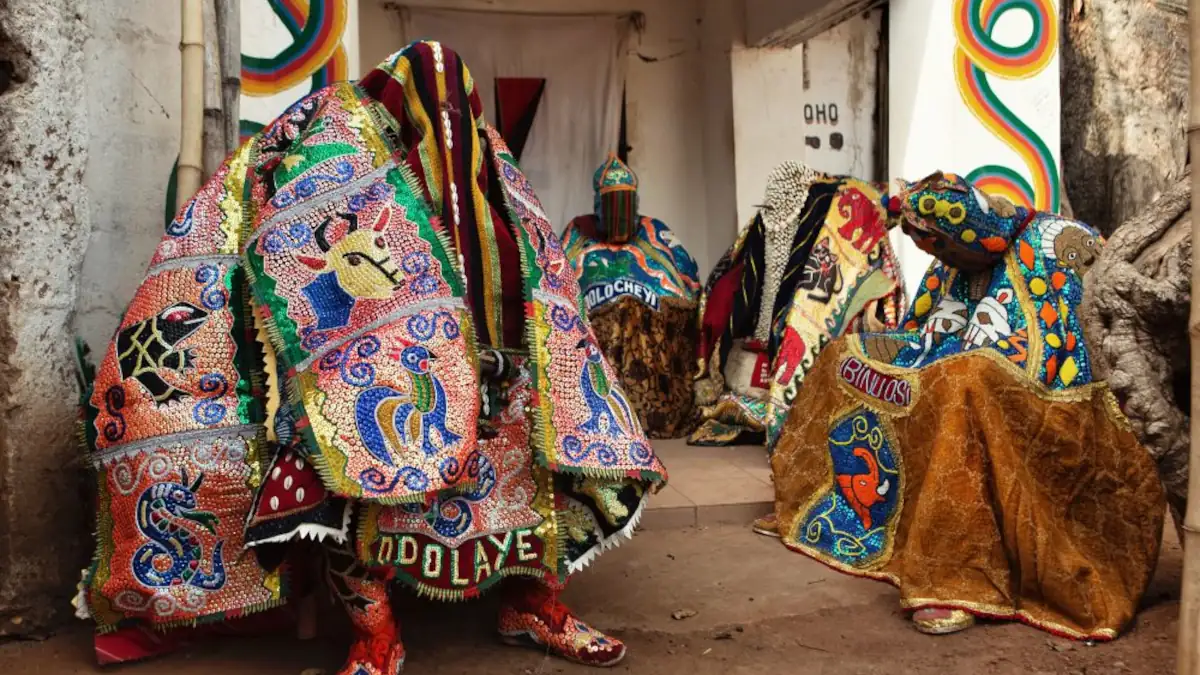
[771,172,1164,640]
[77,42,666,633]
[562,214,700,438]
[690,171,905,447]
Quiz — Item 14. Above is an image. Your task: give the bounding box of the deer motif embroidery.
[295,207,405,330]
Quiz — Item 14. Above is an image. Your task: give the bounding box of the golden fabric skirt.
[589,296,698,439]
[772,339,1164,640]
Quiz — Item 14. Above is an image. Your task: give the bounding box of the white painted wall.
[76,1,183,351]
[358,0,734,275]
[731,10,881,228]
[888,0,1062,298]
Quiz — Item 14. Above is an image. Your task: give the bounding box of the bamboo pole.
[1177,0,1200,672]
[177,0,205,210]
[215,0,241,153]
[201,0,225,179]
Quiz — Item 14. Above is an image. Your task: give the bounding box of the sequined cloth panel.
[357,357,553,598]
[87,436,283,630]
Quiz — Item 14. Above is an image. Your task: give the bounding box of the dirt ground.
[0,523,1181,675]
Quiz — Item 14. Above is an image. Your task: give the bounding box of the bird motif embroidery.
[354,344,462,465]
[576,337,636,438]
[116,302,210,405]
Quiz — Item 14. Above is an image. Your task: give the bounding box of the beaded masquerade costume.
[562,154,701,438]
[770,171,1164,640]
[76,42,665,673]
[690,161,905,446]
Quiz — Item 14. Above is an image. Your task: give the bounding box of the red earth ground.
[0,523,1181,674]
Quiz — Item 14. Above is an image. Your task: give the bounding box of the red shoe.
[337,637,405,675]
[330,561,405,675]
[498,592,626,667]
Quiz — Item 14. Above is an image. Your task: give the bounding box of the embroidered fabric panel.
[487,129,664,482]
[82,116,281,630]
[890,171,1030,272]
[528,294,665,479]
[85,436,284,631]
[765,179,906,443]
[793,407,902,569]
[772,337,1163,641]
[1013,214,1096,388]
[357,359,554,598]
[149,152,250,264]
[292,305,480,502]
[244,166,458,366]
[248,87,391,230]
[694,223,755,389]
[244,445,351,550]
[91,263,251,455]
[558,475,648,572]
[243,100,483,503]
[361,361,545,547]
[875,193,1099,390]
[587,298,698,438]
[563,216,700,314]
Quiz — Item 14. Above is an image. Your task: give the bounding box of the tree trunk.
[1079,170,1191,534]
[1061,0,1188,237]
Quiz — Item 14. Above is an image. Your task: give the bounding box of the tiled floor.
[640,438,774,530]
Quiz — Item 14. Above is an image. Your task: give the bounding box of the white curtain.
[400,8,631,232]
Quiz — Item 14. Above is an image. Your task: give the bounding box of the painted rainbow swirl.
[953,0,1060,212]
[242,0,349,98]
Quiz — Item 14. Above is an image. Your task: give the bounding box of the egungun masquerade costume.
[76,42,666,673]
[562,154,701,438]
[768,172,1164,639]
[691,161,906,447]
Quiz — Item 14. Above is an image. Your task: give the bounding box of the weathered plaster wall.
[0,0,91,636]
[731,10,881,227]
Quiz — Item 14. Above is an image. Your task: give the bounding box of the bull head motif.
[295,207,403,300]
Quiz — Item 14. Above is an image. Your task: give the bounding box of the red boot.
[328,549,405,675]
[497,579,626,667]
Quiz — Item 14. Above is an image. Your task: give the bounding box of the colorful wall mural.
[240,0,356,140]
[952,0,1059,212]
[888,0,1061,296]
[164,0,357,227]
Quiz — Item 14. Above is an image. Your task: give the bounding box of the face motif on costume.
[296,207,401,300]
[1046,222,1100,276]
[890,172,1029,272]
[593,154,639,245]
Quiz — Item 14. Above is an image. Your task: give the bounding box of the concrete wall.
[359,0,737,275]
[75,3,182,353]
[745,0,881,46]
[732,10,881,228]
[0,0,92,635]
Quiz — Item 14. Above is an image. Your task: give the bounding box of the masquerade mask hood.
[593,153,638,244]
[887,171,1032,272]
